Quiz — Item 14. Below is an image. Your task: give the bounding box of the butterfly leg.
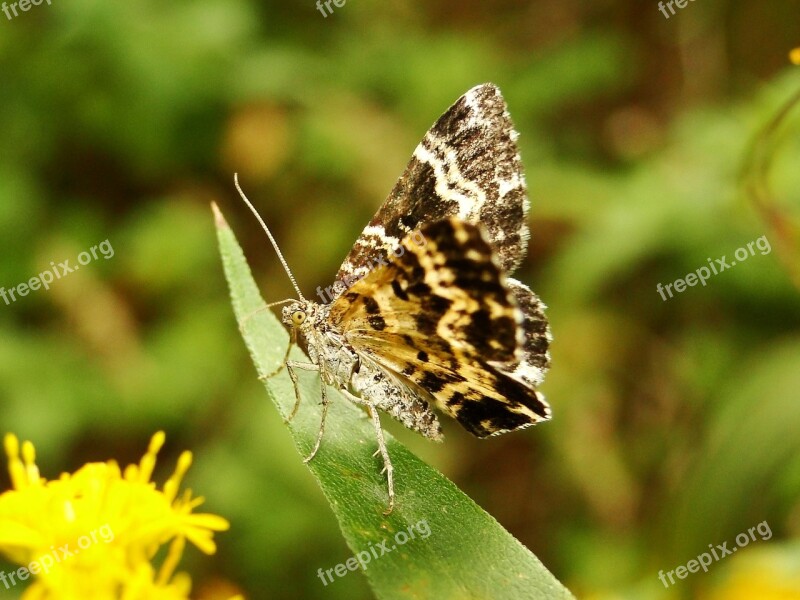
[302,380,329,464]
[370,405,395,515]
[282,361,333,465]
[342,390,395,515]
[285,360,318,423]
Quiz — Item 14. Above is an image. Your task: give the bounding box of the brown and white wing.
[328,218,550,438]
[333,84,531,299]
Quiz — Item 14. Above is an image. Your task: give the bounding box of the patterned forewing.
[334,84,530,297]
[329,219,550,437]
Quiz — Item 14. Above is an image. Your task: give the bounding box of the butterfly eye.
[291,311,306,325]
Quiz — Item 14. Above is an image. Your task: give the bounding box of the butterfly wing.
[329,218,550,438]
[334,83,531,298]
[494,278,551,389]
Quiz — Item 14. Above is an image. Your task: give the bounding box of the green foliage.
[2,2,799,598]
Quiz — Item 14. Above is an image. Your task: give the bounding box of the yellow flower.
[791,47,800,65]
[0,432,239,600]
[699,544,800,600]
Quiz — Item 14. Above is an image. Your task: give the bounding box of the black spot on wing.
[363,296,380,315]
[424,220,510,303]
[412,294,451,335]
[417,370,466,395]
[454,396,533,438]
[367,315,386,331]
[447,391,466,408]
[464,309,492,344]
[399,213,420,233]
[420,371,447,393]
[396,245,427,287]
[421,220,459,252]
[407,281,431,297]
[492,316,517,345]
[414,312,438,336]
[391,280,409,301]
[463,313,517,362]
[452,270,508,303]
[429,295,452,315]
[492,372,549,419]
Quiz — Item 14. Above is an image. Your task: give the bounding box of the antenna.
[234,173,306,301]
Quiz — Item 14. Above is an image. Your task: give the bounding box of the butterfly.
[236,83,551,514]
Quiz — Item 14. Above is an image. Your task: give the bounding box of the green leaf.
[213,203,574,600]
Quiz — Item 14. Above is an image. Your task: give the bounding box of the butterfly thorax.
[282,300,358,388]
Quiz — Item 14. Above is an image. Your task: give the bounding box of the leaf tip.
[211,201,230,230]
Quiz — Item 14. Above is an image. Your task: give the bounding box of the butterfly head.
[281,300,323,333]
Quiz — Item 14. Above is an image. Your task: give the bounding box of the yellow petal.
[0,432,236,599]
[185,513,230,532]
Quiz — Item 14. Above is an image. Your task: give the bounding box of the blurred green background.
[1,1,799,598]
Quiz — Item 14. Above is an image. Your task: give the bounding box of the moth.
[236,83,551,514]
